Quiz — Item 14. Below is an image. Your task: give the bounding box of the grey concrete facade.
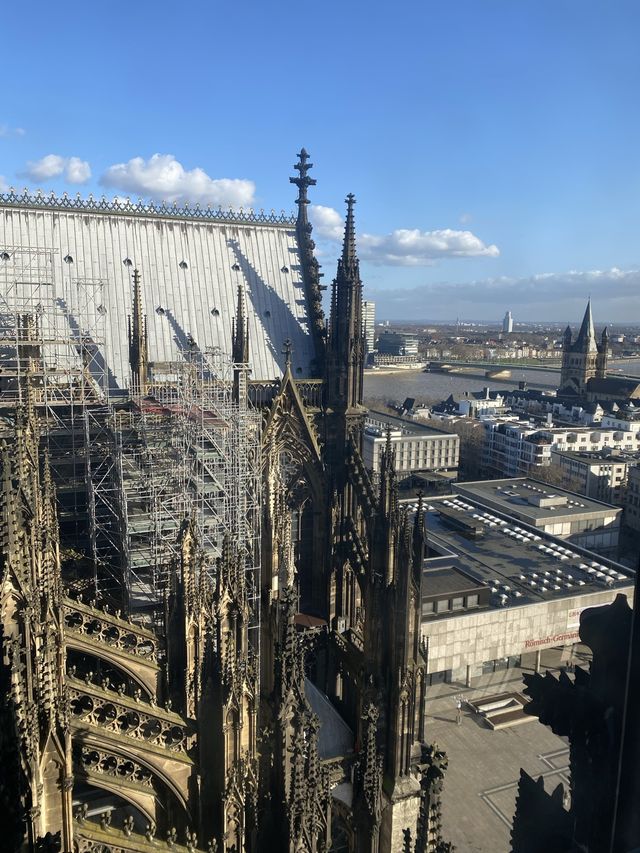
[422,586,634,681]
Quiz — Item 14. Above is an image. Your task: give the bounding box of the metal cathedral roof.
[0,194,318,388]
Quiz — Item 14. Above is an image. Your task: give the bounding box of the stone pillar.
[466,664,471,688]
[535,650,541,673]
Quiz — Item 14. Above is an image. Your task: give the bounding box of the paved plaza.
[425,666,572,853]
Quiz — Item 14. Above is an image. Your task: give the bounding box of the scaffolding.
[119,348,261,646]
[0,251,262,658]
[114,394,187,613]
[0,248,125,598]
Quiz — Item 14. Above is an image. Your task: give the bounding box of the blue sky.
[2,0,639,324]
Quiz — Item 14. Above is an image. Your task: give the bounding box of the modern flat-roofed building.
[377,329,419,357]
[481,419,640,478]
[482,420,554,476]
[403,494,635,687]
[540,425,640,454]
[362,300,376,355]
[551,447,637,506]
[453,477,622,555]
[363,410,459,477]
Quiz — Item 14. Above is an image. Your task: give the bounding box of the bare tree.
[531,462,585,495]
[425,417,486,480]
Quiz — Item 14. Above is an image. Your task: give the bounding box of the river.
[364,358,640,408]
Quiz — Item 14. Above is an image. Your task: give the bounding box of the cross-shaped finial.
[290,149,316,216]
[282,338,293,368]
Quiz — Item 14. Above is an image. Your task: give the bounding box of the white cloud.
[310,204,499,266]
[22,153,91,184]
[24,154,66,180]
[459,212,472,224]
[65,156,92,183]
[0,124,25,138]
[310,204,345,241]
[100,153,255,208]
[359,228,500,265]
[369,267,640,321]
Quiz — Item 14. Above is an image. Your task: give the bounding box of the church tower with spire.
[559,299,608,395]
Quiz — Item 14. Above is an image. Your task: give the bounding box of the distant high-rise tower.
[502,310,513,334]
[560,299,608,395]
[363,300,376,354]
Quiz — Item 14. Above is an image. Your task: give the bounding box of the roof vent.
[0,251,10,261]
[63,254,74,264]
[179,260,188,270]
[281,265,289,273]
[156,306,165,316]
[123,257,133,267]
[232,263,241,272]
[211,308,220,316]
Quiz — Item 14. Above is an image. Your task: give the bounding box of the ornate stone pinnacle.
[290,149,317,222]
[342,193,357,264]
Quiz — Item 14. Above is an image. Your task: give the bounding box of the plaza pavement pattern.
[425,678,569,852]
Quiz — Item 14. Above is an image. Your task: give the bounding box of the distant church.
[559,300,640,403]
[559,300,609,395]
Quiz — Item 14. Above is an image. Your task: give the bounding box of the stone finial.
[289,148,317,224]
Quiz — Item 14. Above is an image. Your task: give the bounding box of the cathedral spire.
[128,268,148,396]
[341,193,357,269]
[326,194,364,416]
[289,148,317,227]
[575,299,597,353]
